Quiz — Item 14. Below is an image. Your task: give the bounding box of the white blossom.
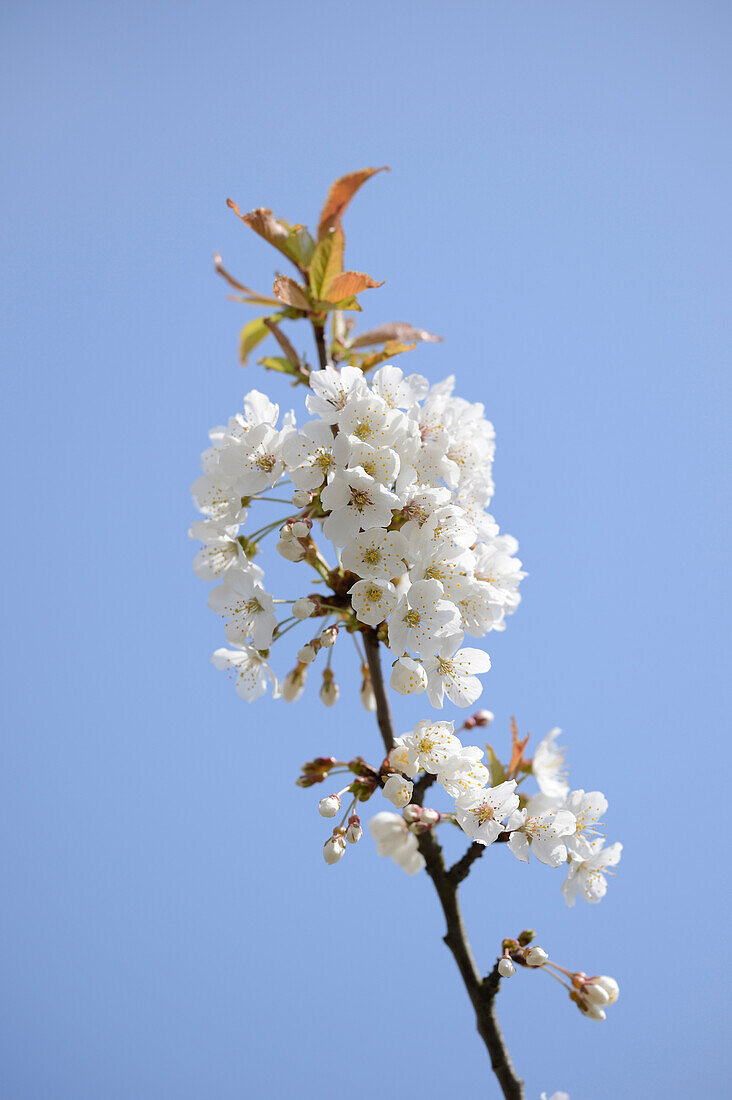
[387,579,462,659]
[532,728,569,799]
[349,578,398,627]
[454,781,519,846]
[400,719,462,774]
[561,840,623,907]
[506,807,577,867]
[368,812,425,874]
[382,774,414,808]
[390,656,427,696]
[211,645,277,702]
[341,528,409,580]
[423,637,491,708]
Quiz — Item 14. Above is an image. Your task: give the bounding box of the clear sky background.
[2,2,730,1097]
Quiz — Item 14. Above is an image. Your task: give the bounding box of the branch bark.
[366,635,525,1100]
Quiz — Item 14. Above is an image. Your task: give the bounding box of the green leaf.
[285,225,316,268]
[484,744,506,787]
[308,225,344,298]
[258,356,299,377]
[239,317,271,365]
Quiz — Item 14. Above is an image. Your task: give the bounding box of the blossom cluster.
[191,364,524,703]
[373,721,622,905]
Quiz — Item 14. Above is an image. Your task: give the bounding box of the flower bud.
[291,489,311,508]
[323,835,347,865]
[282,665,306,701]
[409,820,431,835]
[517,929,535,947]
[293,597,317,619]
[320,626,338,647]
[276,538,305,562]
[319,670,339,707]
[421,808,440,825]
[402,804,422,823]
[360,679,376,712]
[345,816,362,844]
[473,709,494,727]
[390,656,427,696]
[577,998,606,1021]
[525,946,549,967]
[297,644,317,664]
[591,975,619,1005]
[318,794,341,817]
[583,982,609,1006]
[382,774,414,808]
[498,958,516,978]
[279,522,294,540]
[291,519,311,538]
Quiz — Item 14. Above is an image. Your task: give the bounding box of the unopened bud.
[282,665,306,701]
[590,975,619,1005]
[576,995,606,1021]
[297,644,318,664]
[345,816,362,844]
[390,656,427,696]
[583,982,610,1006]
[319,669,339,707]
[323,835,347,865]
[279,522,294,540]
[382,774,414,808]
[517,929,535,947]
[360,678,376,712]
[318,794,341,818]
[320,626,338,647]
[409,820,431,835]
[277,538,305,562]
[498,958,516,978]
[291,519,311,538]
[525,946,549,967]
[293,597,317,619]
[291,489,311,508]
[473,709,494,727]
[421,808,440,825]
[402,804,422,823]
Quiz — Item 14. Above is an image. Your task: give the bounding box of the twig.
[366,637,525,1100]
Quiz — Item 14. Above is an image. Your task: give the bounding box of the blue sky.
[1,1,730,1097]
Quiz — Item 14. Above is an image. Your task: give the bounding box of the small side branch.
[365,637,524,1099]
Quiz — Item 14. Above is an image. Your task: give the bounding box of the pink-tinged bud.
[525,946,549,967]
[282,665,306,701]
[323,835,347,865]
[402,805,422,824]
[319,670,339,707]
[291,519,311,538]
[277,539,305,562]
[293,597,317,619]
[408,820,431,835]
[279,522,294,540]
[473,709,494,727]
[291,489,311,508]
[421,808,440,825]
[318,794,341,818]
[498,958,516,978]
[382,774,413,808]
[320,626,338,647]
[345,817,362,844]
[297,644,318,665]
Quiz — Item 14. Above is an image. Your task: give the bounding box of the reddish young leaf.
[349,341,417,372]
[227,200,290,247]
[323,271,384,303]
[263,318,300,368]
[317,167,389,241]
[272,275,311,312]
[350,322,443,349]
[506,717,530,779]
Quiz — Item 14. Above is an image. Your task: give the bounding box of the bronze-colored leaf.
[350,322,443,349]
[272,275,311,312]
[323,271,384,303]
[506,717,530,780]
[308,225,344,299]
[349,340,417,372]
[317,167,389,241]
[227,200,290,245]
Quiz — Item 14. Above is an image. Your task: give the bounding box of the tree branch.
[313,321,328,370]
[366,636,524,1099]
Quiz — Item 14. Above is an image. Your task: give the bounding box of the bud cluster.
[497,932,619,1023]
